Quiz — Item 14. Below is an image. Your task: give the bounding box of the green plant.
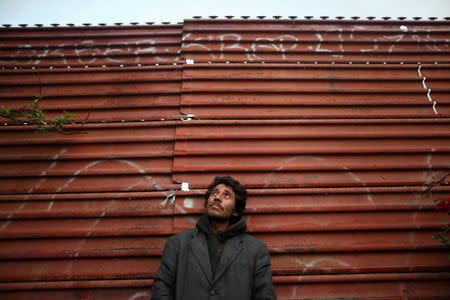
[1,96,78,134]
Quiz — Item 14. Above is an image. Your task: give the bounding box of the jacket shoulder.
[240,233,269,251]
[165,228,196,246]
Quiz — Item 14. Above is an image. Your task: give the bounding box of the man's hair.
[204,175,247,215]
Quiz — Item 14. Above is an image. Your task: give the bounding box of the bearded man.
[151,175,276,300]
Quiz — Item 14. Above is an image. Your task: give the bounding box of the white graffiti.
[262,155,373,204]
[0,148,67,232]
[47,158,164,211]
[129,291,150,300]
[4,39,177,66]
[417,63,438,114]
[181,29,447,61]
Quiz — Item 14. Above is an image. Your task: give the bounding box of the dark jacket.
[151,214,276,300]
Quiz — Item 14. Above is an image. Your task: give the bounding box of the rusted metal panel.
[1,18,450,300]
[181,64,450,118]
[0,25,183,68]
[182,19,450,64]
[0,66,183,122]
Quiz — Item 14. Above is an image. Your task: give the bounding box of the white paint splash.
[417,63,438,114]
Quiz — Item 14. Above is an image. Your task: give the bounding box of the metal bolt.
[351,16,360,20]
[51,23,59,27]
[2,24,11,27]
[162,22,170,24]
[114,22,123,26]
[367,16,376,20]
[413,17,422,20]
[130,22,139,25]
[382,17,391,20]
[335,16,345,20]
[241,16,250,19]
[146,22,154,25]
[397,17,407,20]
[273,16,282,19]
[225,16,234,19]
[67,23,75,26]
[193,16,202,19]
[35,24,43,27]
[257,16,266,19]
[428,17,437,20]
[304,16,314,19]
[98,23,106,26]
[320,16,329,20]
[83,23,91,26]
[209,16,218,19]
[288,16,297,19]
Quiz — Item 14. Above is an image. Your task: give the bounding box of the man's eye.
[224,194,231,199]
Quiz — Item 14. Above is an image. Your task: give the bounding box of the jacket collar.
[189,228,244,285]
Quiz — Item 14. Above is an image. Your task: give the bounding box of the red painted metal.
[182,19,450,64]
[1,19,449,300]
[181,64,450,118]
[0,25,183,68]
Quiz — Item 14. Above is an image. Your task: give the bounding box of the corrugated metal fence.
[0,18,449,299]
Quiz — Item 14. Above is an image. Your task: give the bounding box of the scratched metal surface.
[1,18,450,300]
[0,24,183,68]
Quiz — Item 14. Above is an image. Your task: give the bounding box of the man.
[151,175,276,300]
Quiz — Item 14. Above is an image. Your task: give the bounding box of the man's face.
[206,184,239,220]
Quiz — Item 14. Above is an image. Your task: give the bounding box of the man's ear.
[232,210,239,217]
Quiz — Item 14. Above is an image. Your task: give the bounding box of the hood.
[196,213,247,242]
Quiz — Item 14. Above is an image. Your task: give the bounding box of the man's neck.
[208,217,230,234]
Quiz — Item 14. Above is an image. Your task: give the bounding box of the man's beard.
[207,212,230,222]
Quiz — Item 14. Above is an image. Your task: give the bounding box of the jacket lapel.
[189,229,213,284]
[212,236,243,284]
